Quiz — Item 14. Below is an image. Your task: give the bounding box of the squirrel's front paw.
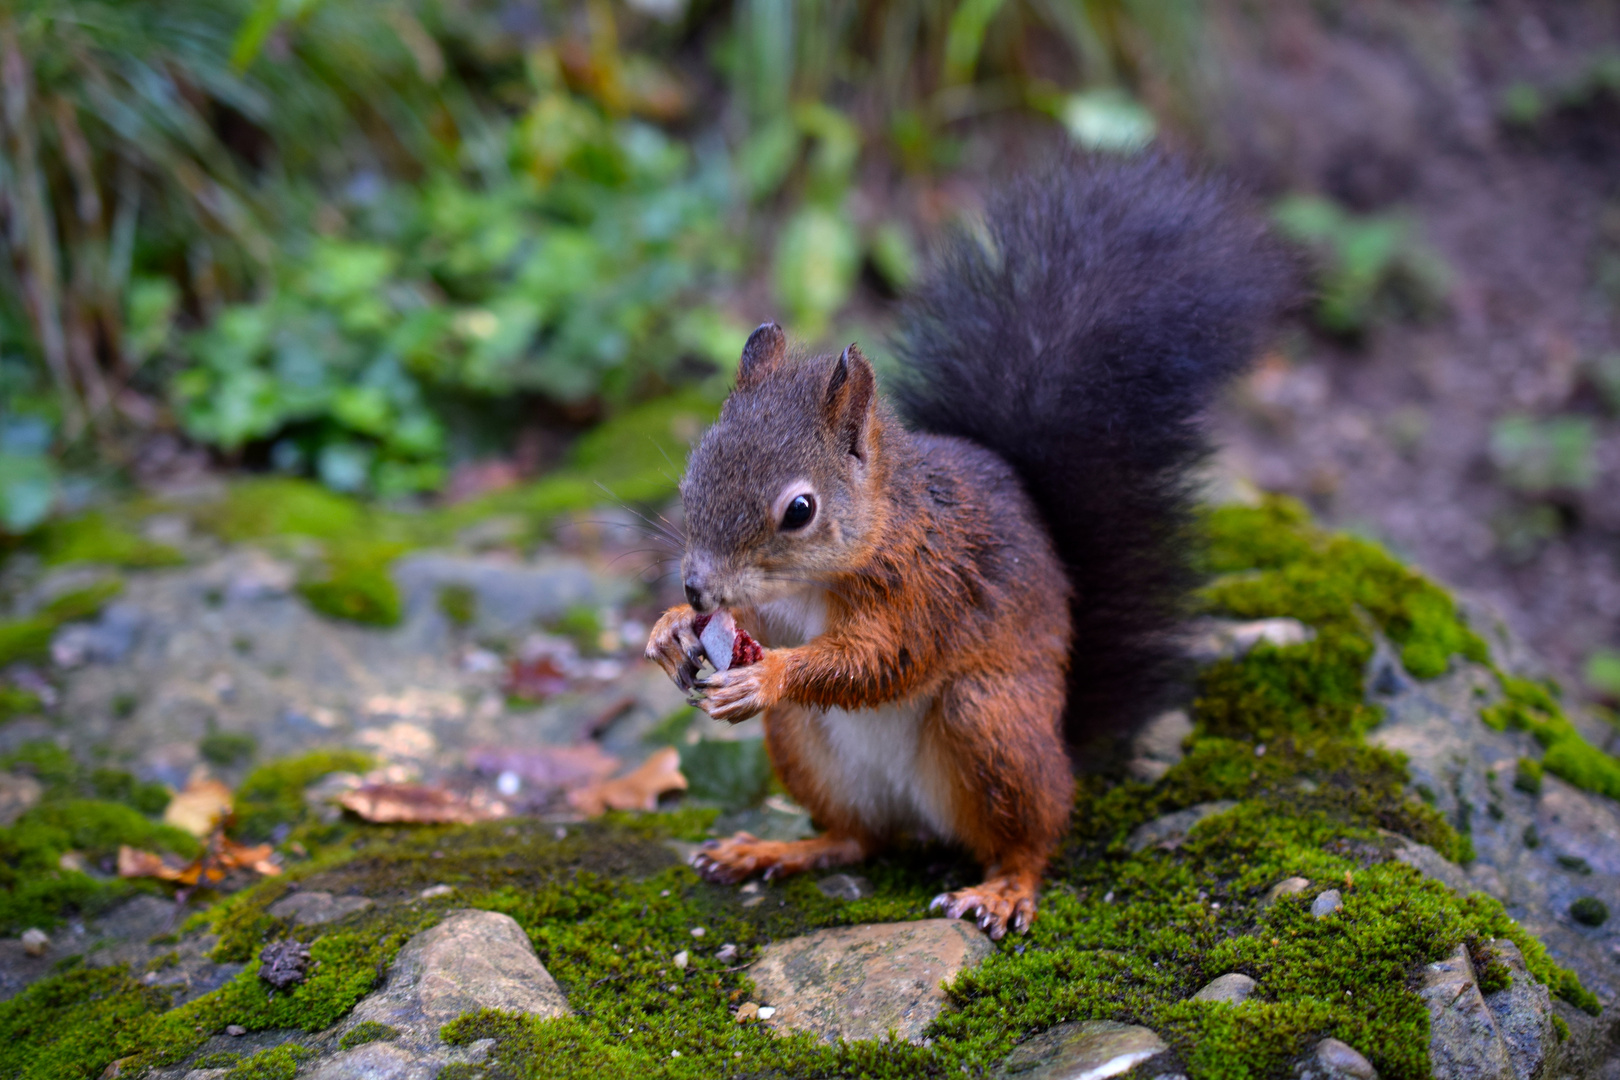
[644,606,705,691]
[695,652,783,723]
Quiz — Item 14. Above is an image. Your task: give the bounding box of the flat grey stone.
[268,891,374,927]
[747,919,993,1044]
[0,773,41,826]
[1185,617,1315,662]
[1296,1037,1378,1079]
[815,873,873,900]
[1481,939,1554,1080]
[1264,877,1312,904]
[1126,801,1239,854]
[391,553,627,637]
[303,1042,437,1080]
[1311,890,1343,918]
[999,1019,1168,1079]
[1382,833,1474,896]
[1127,709,1193,781]
[1419,943,1514,1080]
[1191,972,1256,1005]
[341,909,568,1055]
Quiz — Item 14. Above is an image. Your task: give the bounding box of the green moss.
[232,750,373,842]
[0,684,43,721]
[297,541,405,627]
[222,1043,315,1080]
[0,496,1603,1078]
[0,618,55,670]
[200,730,259,768]
[193,1050,243,1068]
[1570,897,1608,927]
[552,605,603,653]
[196,479,371,544]
[32,512,184,569]
[338,1021,398,1050]
[0,580,123,668]
[0,796,199,933]
[1484,677,1620,801]
[1514,757,1543,796]
[436,584,477,628]
[41,580,125,624]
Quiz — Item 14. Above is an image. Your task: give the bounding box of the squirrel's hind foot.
[690,832,865,885]
[930,874,1038,940]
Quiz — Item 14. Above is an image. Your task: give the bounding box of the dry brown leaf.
[163,777,234,837]
[117,844,187,881]
[118,830,281,886]
[568,746,688,817]
[468,742,621,789]
[339,783,509,825]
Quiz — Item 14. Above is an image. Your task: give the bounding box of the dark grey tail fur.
[889,152,1297,751]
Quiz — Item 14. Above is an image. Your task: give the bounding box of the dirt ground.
[902,1,1620,698]
[1194,1,1620,697]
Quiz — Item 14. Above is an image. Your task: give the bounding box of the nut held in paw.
[694,610,763,672]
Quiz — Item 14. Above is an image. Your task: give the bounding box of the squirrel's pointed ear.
[736,322,786,390]
[823,344,877,461]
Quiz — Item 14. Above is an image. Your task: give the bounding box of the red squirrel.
[645,153,1292,938]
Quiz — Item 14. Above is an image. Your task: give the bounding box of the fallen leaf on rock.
[118,832,280,886]
[468,743,621,788]
[504,654,570,701]
[339,783,509,824]
[163,777,234,837]
[568,747,687,816]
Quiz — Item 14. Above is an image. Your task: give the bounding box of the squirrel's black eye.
[780,494,816,531]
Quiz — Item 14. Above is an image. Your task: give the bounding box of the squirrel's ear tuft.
[736,322,786,390]
[824,344,877,461]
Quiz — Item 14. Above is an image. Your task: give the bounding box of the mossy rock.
[0,495,1609,1079]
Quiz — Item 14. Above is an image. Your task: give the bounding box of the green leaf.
[945,0,1010,84]
[0,453,57,534]
[1062,89,1157,153]
[772,204,860,338]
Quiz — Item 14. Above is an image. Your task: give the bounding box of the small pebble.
[20,928,48,957]
[1311,889,1344,918]
[226,1025,247,1037]
[757,1006,777,1020]
[673,950,689,969]
[741,895,764,908]
[740,881,761,894]
[715,943,739,963]
[1264,877,1311,904]
[419,884,454,899]
[735,1002,760,1023]
[690,926,706,938]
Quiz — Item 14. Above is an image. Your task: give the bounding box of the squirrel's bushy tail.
[890,152,1296,749]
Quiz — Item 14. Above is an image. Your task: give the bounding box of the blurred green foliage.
[1273,195,1449,337]
[1489,415,1597,495]
[0,0,1194,523]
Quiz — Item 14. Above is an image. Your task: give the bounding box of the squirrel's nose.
[684,576,719,614]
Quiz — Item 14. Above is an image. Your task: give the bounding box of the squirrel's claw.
[694,657,779,723]
[646,606,707,690]
[932,877,1039,939]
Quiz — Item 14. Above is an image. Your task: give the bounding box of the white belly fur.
[756,587,957,841]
